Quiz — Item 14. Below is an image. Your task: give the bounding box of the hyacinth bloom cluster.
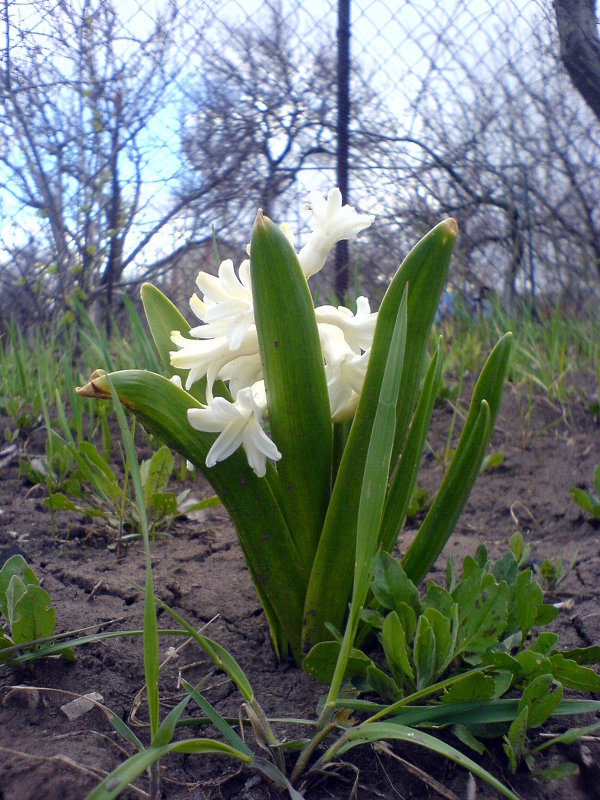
[170,188,375,477]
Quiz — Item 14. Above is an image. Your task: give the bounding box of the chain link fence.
[1,0,598,328]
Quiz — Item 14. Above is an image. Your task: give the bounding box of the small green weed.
[0,555,74,664]
[570,464,600,522]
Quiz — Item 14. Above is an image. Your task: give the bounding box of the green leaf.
[141,445,174,501]
[379,342,443,552]
[78,369,306,663]
[413,615,436,690]
[492,552,519,585]
[381,610,414,685]
[534,762,579,781]
[303,640,374,684]
[442,672,496,704]
[140,283,193,385]
[84,739,251,800]
[423,606,455,675]
[339,721,521,800]
[251,213,332,571]
[155,598,255,703]
[557,644,600,665]
[104,375,160,740]
[510,569,543,642]
[518,674,562,728]
[452,724,487,755]
[549,653,600,692]
[503,707,528,773]
[569,487,596,515]
[181,680,252,757]
[422,582,456,620]
[151,693,193,747]
[8,580,55,644]
[324,289,408,709]
[529,632,559,657]
[0,555,39,621]
[402,333,512,584]
[371,553,421,616]
[303,221,457,651]
[454,572,509,655]
[365,663,403,702]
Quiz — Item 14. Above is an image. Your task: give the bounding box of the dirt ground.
[1,376,600,800]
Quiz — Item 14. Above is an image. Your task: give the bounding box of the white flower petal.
[298,188,374,278]
[315,296,377,353]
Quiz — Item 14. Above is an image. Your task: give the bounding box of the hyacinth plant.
[78,189,512,668]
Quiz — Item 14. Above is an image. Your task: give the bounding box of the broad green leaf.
[492,552,519,585]
[535,762,579,781]
[503,707,528,773]
[77,369,305,663]
[381,611,414,684]
[44,493,104,516]
[402,333,512,584]
[147,492,178,520]
[452,724,486,754]
[510,569,543,642]
[413,615,436,690]
[557,644,600,665]
[422,582,455,620]
[371,552,421,616]
[442,672,496,704]
[365,664,403,702]
[423,607,455,675]
[0,555,39,621]
[535,603,558,626]
[140,282,193,385]
[303,640,374,685]
[549,653,600,692]
[569,487,596,515]
[303,221,457,651]
[453,572,509,655]
[529,632,559,656]
[516,650,552,681]
[518,674,562,728]
[141,445,174,501]
[251,213,332,570]
[394,601,418,645]
[9,581,55,644]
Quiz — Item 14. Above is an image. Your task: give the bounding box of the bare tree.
[0,0,208,332]
[359,12,600,309]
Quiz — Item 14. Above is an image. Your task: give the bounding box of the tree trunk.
[554,0,600,123]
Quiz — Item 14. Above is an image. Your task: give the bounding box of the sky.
[1,0,543,271]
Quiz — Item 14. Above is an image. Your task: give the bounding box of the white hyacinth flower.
[315,296,376,354]
[298,188,374,278]
[187,381,281,478]
[189,258,254,350]
[170,325,260,399]
[318,322,371,422]
[169,375,195,471]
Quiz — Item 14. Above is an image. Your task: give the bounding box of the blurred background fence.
[1,0,599,332]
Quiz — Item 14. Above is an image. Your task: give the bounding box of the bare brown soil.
[1,379,600,800]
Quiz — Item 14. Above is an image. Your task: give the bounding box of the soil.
[1,376,600,800]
